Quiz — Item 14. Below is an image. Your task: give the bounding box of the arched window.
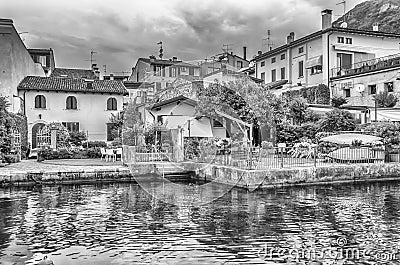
[107,97,117,110]
[34,95,46,109]
[66,96,77,109]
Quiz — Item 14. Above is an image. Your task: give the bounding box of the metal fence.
[331,53,400,79]
[124,144,391,170]
[186,145,387,170]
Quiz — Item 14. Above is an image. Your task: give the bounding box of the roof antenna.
[157,41,163,59]
[84,50,97,67]
[262,29,274,51]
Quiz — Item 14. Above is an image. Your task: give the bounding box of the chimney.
[258,50,262,55]
[172,56,177,62]
[321,9,333,30]
[109,73,114,80]
[287,32,295,44]
[243,46,247,60]
[373,23,379,31]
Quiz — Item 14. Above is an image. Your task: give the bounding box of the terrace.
[331,53,400,79]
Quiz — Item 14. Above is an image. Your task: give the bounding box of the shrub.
[331,96,347,108]
[2,154,20,164]
[38,147,102,160]
[68,131,87,146]
[87,141,107,148]
[320,109,356,132]
[374,91,398,108]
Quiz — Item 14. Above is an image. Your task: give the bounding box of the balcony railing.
[331,53,400,79]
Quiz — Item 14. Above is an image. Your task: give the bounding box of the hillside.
[333,0,400,33]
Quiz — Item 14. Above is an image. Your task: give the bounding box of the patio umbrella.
[320,133,382,145]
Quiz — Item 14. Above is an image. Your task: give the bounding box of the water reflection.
[0,180,400,264]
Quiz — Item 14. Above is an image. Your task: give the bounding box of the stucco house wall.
[0,19,45,112]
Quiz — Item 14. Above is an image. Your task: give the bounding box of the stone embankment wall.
[0,168,132,187]
[186,163,400,190]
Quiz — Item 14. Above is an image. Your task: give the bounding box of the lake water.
[1,179,400,264]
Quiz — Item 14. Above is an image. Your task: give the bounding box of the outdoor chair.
[105,149,116,162]
[100,148,107,161]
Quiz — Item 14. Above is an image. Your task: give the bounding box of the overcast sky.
[1,0,366,74]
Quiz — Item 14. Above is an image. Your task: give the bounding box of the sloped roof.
[18,76,127,95]
[51,68,97,79]
[123,81,153,90]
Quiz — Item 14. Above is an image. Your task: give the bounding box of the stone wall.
[187,162,400,190]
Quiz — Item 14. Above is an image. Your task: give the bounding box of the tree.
[374,91,398,108]
[68,131,87,146]
[285,97,308,125]
[121,100,144,146]
[320,109,356,132]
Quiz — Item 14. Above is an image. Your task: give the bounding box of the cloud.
[0,0,366,72]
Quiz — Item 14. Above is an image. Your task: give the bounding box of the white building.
[18,76,127,147]
[253,9,400,89]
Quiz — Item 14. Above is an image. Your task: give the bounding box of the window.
[271,57,276,64]
[180,67,188,75]
[298,47,304,54]
[338,37,345,43]
[62,122,79,132]
[155,82,162,91]
[281,54,286,60]
[368,84,377,95]
[237,61,243,68]
[385,82,394,93]
[337,53,352,69]
[260,61,265,67]
[298,61,304,77]
[107,97,117,110]
[66,96,77,109]
[213,119,223,128]
[346,38,353,44]
[271,69,276,82]
[171,67,177,77]
[280,67,286,80]
[344,89,351,98]
[194,68,200,77]
[155,65,162,76]
[310,65,323,74]
[34,95,46,109]
[39,56,47,67]
[260,72,265,81]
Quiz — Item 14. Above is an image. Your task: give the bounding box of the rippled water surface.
[1,179,400,264]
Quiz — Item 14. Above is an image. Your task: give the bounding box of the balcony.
[331,53,400,79]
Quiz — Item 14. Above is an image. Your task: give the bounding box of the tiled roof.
[18,76,128,95]
[123,81,153,90]
[51,68,98,79]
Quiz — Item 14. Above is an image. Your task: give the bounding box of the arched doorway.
[31,123,45,148]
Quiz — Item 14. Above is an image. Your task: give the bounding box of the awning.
[334,44,371,54]
[305,56,322,69]
[370,109,400,121]
[163,116,213,137]
[321,133,382,145]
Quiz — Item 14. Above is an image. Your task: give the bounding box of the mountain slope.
[333,0,400,33]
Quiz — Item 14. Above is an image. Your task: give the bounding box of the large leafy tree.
[196,78,284,129]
